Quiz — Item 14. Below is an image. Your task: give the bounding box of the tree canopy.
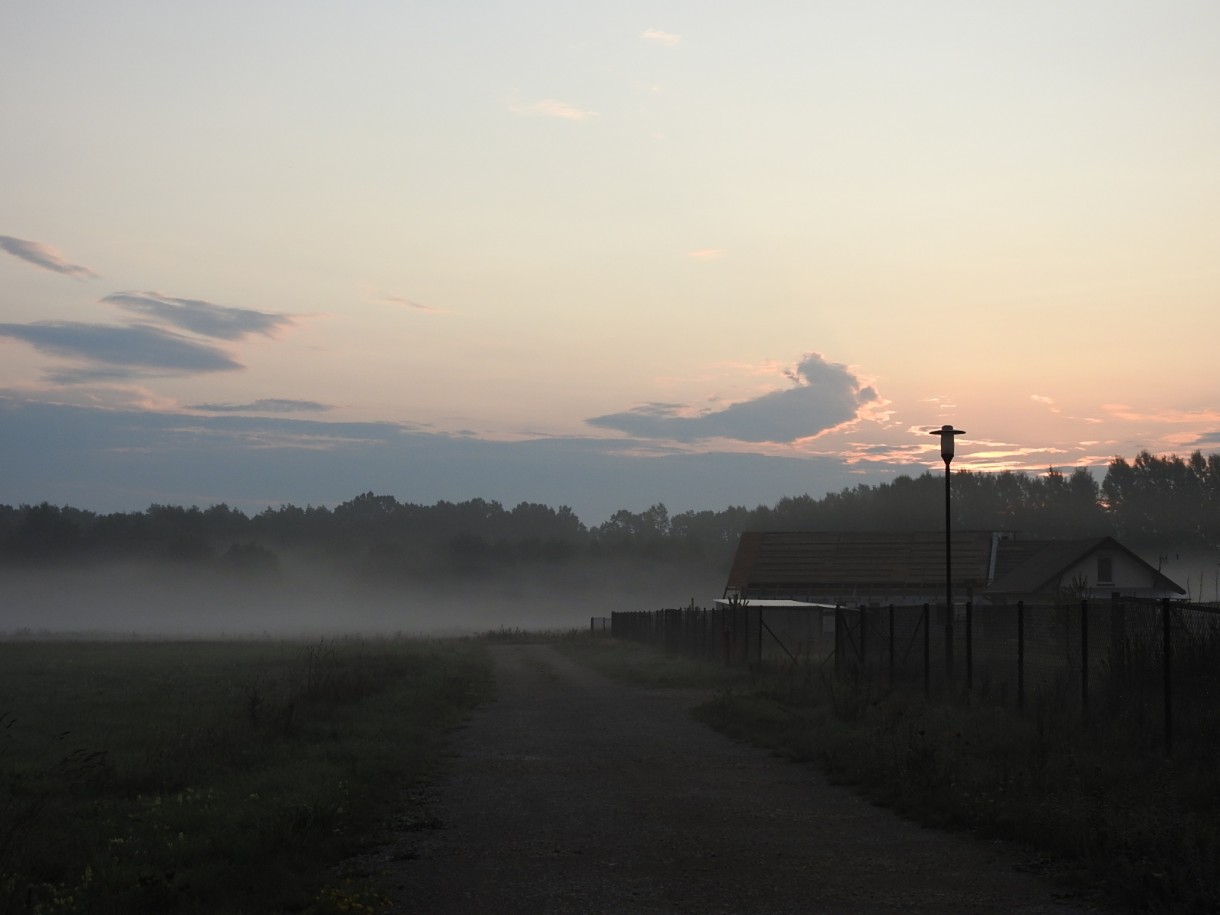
[1,450,1216,575]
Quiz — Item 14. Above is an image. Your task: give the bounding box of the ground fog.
[0,554,719,638]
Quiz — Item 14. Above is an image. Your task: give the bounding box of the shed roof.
[711,598,837,609]
[725,531,995,594]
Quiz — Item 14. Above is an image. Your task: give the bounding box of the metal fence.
[610,597,1220,758]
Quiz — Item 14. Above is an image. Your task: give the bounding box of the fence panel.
[1163,603,1220,757]
[611,598,1220,759]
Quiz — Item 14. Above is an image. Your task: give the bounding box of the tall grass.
[0,636,492,914]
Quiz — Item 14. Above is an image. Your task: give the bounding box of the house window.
[1097,555,1114,585]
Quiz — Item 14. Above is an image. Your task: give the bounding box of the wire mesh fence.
[610,597,1219,758]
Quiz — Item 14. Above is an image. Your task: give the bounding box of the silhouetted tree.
[1103,450,1220,547]
[4,450,1218,575]
[4,503,85,561]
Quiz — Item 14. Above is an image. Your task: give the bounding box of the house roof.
[724,531,1186,600]
[990,539,1046,582]
[987,536,1185,595]
[725,531,995,594]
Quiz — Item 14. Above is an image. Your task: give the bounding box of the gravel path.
[374,644,1107,914]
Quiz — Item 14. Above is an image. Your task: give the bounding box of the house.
[723,531,1184,607]
[984,536,1184,604]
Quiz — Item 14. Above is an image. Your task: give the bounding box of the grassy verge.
[0,636,493,915]
[565,637,1219,914]
[554,633,750,690]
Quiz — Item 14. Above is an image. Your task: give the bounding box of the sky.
[2,1,1219,525]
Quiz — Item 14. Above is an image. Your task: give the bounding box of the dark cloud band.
[102,291,293,340]
[189,399,331,414]
[588,353,877,444]
[0,322,241,373]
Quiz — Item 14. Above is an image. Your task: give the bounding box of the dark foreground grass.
[0,636,493,915]
[565,636,1220,915]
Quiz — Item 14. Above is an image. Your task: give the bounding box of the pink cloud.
[510,99,596,121]
[641,28,681,46]
[380,294,446,314]
[1102,404,1220,424]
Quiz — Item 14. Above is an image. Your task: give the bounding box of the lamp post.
[930,424,965,679]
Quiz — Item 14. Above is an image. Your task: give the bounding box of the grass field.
[0,636,493,914]
[13,630,1217,913]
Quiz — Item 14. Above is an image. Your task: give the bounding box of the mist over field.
[5,448,1220,638]
[0,553,719,638]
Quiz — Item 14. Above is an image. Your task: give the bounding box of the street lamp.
[929,424,965,679]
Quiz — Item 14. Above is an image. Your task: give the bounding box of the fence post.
[757,605,763,671]
[888,604,895,688]
[1110,591,1125,654]
[1080,599,1089,723]
[835,606,843,679]
[923,603,930,699]
[966,600,973,691]
[859,605,868,674]
[945,600,954,682]
[1163,598,1173,757]
[1017,600,1025,712]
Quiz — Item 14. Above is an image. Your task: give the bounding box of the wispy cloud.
[842,441,927,464]
[872,430,1077,474]
[1029,394,1062,415]
[45,366,171,385]
[379,294,446,314]
[102,291,294,340]
[0,322,241,375]
[966,442,1070,462]
[641,28,681,46]
[0,235,98,279]
[846,430,1078,475]
[509,98,596,121]
[920,395,958,411]
[1102,404,1220,424]
[188,399,331,414]
[687,248,725,260]
[588,352,877,444]
[1192,431,1220,447]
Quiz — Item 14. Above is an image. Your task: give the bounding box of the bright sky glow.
[2,2,1219,521]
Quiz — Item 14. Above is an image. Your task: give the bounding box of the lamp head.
[929,424,966,462]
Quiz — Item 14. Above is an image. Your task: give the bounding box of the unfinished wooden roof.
[725,531,995,593]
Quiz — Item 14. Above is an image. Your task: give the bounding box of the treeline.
[1,450,1217,576]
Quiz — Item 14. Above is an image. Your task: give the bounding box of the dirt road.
[375,644,1106,914]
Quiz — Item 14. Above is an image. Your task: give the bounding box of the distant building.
[723,531,1184,607]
